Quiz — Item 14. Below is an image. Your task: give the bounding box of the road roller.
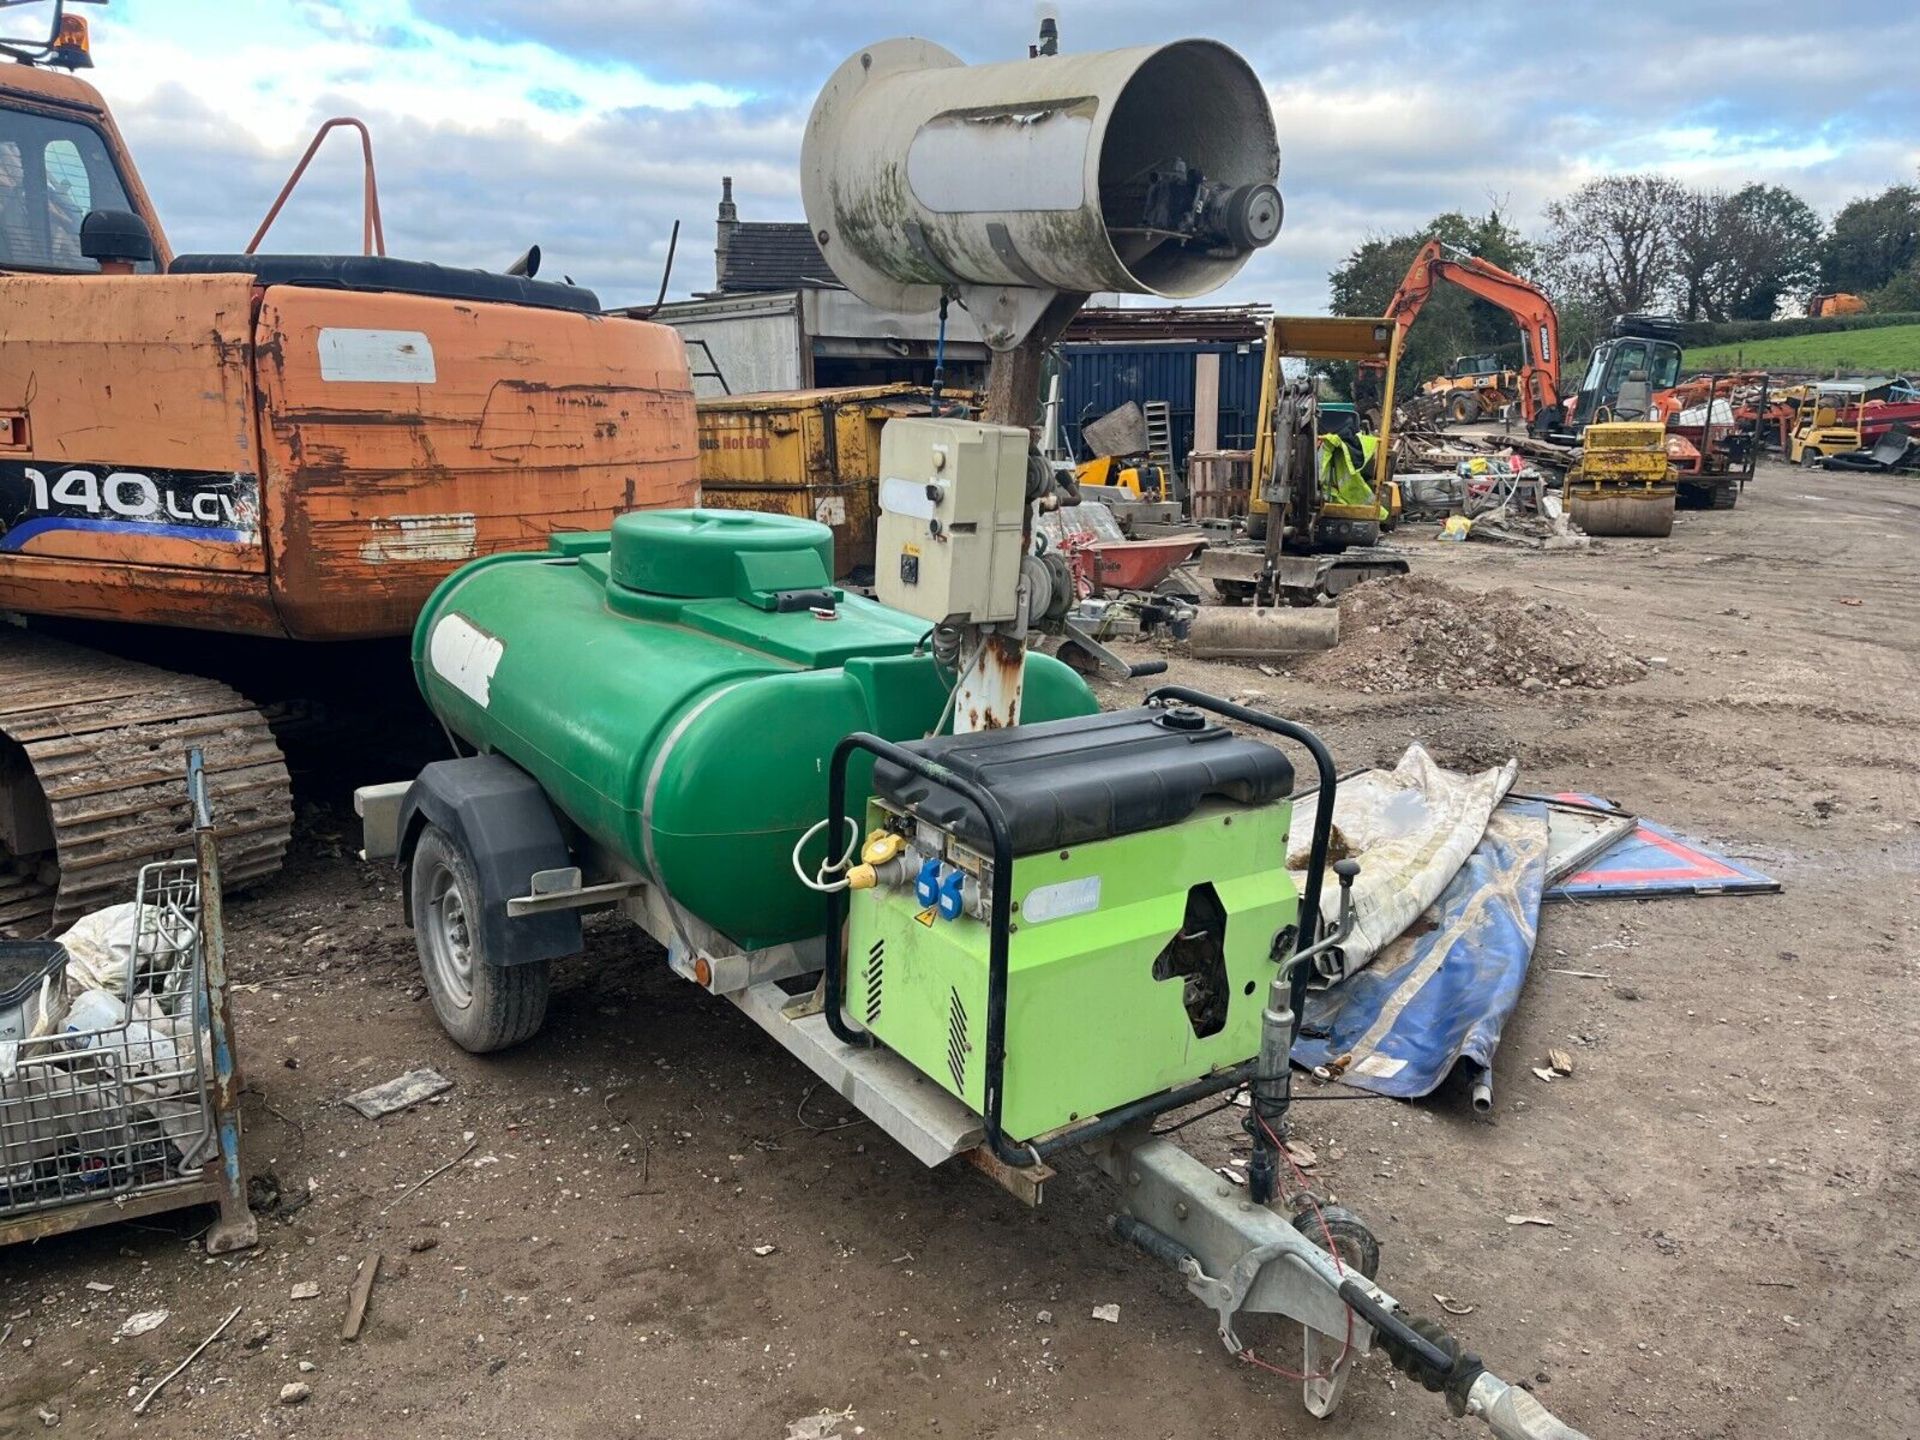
[1565,421,1677,538]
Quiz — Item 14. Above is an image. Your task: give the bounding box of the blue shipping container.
[1056,340,1266,475]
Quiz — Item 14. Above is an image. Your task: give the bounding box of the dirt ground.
[4,458,1915,1440]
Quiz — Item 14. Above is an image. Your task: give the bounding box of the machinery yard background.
[1,4,1917,1438]
[6,463,1916,1439]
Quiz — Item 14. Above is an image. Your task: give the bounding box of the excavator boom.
[1376,239,1560,425]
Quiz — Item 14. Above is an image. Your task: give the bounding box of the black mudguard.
[397,755,582,966]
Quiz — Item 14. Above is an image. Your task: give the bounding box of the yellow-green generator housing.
[845,708,1300,1144]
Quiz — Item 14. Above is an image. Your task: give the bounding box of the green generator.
[844,706,1300,1144]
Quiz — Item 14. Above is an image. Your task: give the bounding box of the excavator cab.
[1556,335,1681,441]
[0,111,147,273]
[1448,353,1503,380]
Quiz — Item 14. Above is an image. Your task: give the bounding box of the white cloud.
[61,0,1920,317]
[100,0,739,142]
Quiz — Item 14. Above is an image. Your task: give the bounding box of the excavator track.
[0,630,292,938]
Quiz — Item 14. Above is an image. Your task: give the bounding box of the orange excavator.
[1367,239,1561,434]
[0,5,697,934]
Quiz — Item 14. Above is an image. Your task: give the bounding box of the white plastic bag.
[0,1065,99,1171]
[55,903,195,1002]
[1288,743,1518,984]
[54,903,144,998]
[61,988,126,1043]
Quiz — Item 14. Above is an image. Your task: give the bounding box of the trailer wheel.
[411,823,550,1053]
[1292,1203,1381,1280]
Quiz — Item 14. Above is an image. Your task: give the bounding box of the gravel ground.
[2,458,1915,1440]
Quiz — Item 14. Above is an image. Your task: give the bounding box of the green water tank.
[412,509,1098,950]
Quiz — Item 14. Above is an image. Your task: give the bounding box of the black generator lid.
[873,706,1295,856]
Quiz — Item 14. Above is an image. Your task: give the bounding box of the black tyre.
[1292,1203,1381,1279]
[1055,639,1099,677]
[410,823,550,1052]
[1447,392,1482,425]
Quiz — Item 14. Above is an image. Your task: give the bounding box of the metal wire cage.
[0,752,256,1252]
[0,861,214,1215]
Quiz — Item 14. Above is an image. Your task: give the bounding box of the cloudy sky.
[75,0,1920,313]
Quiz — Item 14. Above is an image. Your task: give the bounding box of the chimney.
[715,176,738,291]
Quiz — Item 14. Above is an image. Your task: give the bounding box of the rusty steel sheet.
[0,631,290,936]
[697,384,965,576]
[1080,400,1150,460]
[255,287,698,640]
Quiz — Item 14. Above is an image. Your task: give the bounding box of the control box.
[874,417,1029,625]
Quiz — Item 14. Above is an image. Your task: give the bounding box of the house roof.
[720,222,838,293]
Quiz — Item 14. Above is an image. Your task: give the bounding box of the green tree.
[1670,188,1728,322]
[1540,174,1689,317]
[1327,208,1536,399]
[1669,184,1823,322]
[1819,183,1920,294]
[1719,184,1824,320]
[1869,260,1920,312]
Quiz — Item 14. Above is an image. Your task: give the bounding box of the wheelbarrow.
[1065,534,1205,597]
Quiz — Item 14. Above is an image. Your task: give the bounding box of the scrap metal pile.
[1816,421,1920,473]
[1393,420,1577,475]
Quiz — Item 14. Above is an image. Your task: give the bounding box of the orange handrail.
[246,117,385,257]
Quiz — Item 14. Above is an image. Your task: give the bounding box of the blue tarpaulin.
[1292,801,1550,1103]
[1546,793,1780,900]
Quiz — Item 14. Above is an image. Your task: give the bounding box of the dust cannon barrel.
[802,38,1280,346]
[410,510,1097,949]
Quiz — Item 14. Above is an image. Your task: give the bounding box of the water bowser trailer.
[357,28,1588,1439]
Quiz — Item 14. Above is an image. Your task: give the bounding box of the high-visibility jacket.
[1317,432,1385,518]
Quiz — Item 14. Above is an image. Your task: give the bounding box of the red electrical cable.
[1233,1110,1355,1383]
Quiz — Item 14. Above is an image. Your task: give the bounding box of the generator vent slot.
[864,938,885,1024]
[1151,881,1230,1040]
[946,986,969,1091]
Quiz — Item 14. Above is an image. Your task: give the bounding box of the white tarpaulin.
[1287,744,1518,985]
[1675,398,1735,428]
